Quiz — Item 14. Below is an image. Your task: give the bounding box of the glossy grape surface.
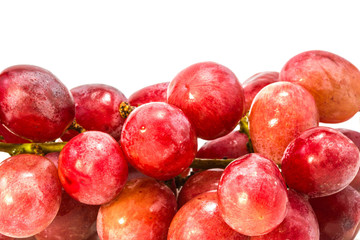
[251,190,319,240]
[309,186,360,240]
[282,127,360,198]
[249,82,319,164]
[242,71,279,113]
[35,190,99,240]
[177,168,223,208]
[121,102,197,180]
[64,84,127,141]
[128,82,169,106]
[0,154,62,238]
[217,153,288,236]
[167,62,244,140]
[97,178,177,240]
[59,131,128,205]
[280,50,360,123]
[196,131,249,159]
[0,65,75,142]
[338,128,360,192]
[168,191,249,240]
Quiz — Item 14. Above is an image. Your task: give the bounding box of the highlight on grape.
[0,50,360,240]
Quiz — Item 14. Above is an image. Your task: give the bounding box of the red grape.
[97,178,177,240]
[280,50,360,123]
[249,82,319,164]
[0,154,62,238]
[282,126,360,198]
[177,168,223,208]
[0,65,75,142]
[58,131,128,205]
[35,190,99,240]
[196,131,249,159]
[0,123,29,143]
[128,82,169,106]
[167,62,244,140]
[309,186,360,240]
[217,153,288,236]
[69,84,127,141]
[242,71,279,113]
[251,190,319,240]
[168,191,249,240]
[338,128,360,192]
[121,102,197,180]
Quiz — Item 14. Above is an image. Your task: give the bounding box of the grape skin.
[0,65,75,142]
[0,154,62,238]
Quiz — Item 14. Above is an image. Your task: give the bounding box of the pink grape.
[168,191,249,240]
[59,131,128,205]
[242,71,279,113]
[196,131,249,159]
[128,82,169,106]
[0,65,75,142]
[97,178,177,240]
[167,62,245,140]
[177,168,224,208]
[338,128,360,192]
[0,154,62,238]
[309,186,360,240]
[251,190,319,240]
[282,126,360,197]
[280,50,360,123]
[217,153,288,236]
[121,102,197,180]
[62,84,127,141]
[249,82,319,164]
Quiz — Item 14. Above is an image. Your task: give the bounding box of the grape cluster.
[0,50,360,240]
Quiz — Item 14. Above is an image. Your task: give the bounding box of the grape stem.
[0,142,67,156]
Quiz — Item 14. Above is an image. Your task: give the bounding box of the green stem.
[239,113,254,153]
[0,142,67,156]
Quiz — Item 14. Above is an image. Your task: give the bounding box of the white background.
[0,1,359,238]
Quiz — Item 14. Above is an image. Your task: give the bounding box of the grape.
[0,154,62,238]
[58,131,128,205]
[97,178,177,240]
[62,84,127,141]
[338,128,360,192]
[128,82,169,106]
[251,189,319,240]
[196,131,249,159]
[0,65,75,142]
[35,190,99,240]
[167,62,245,140]
[309,186,360,240]
[177,168,223,208]
[280,50,360,123]
[281,126,360,198]
[168,191,249,240]
[121,102,197,180]
[217,153,288,236]
[242,71,279,113]
[249,82,319,164]
[0,123,29,143]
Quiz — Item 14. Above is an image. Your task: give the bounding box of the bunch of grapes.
[0,50,360,240]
